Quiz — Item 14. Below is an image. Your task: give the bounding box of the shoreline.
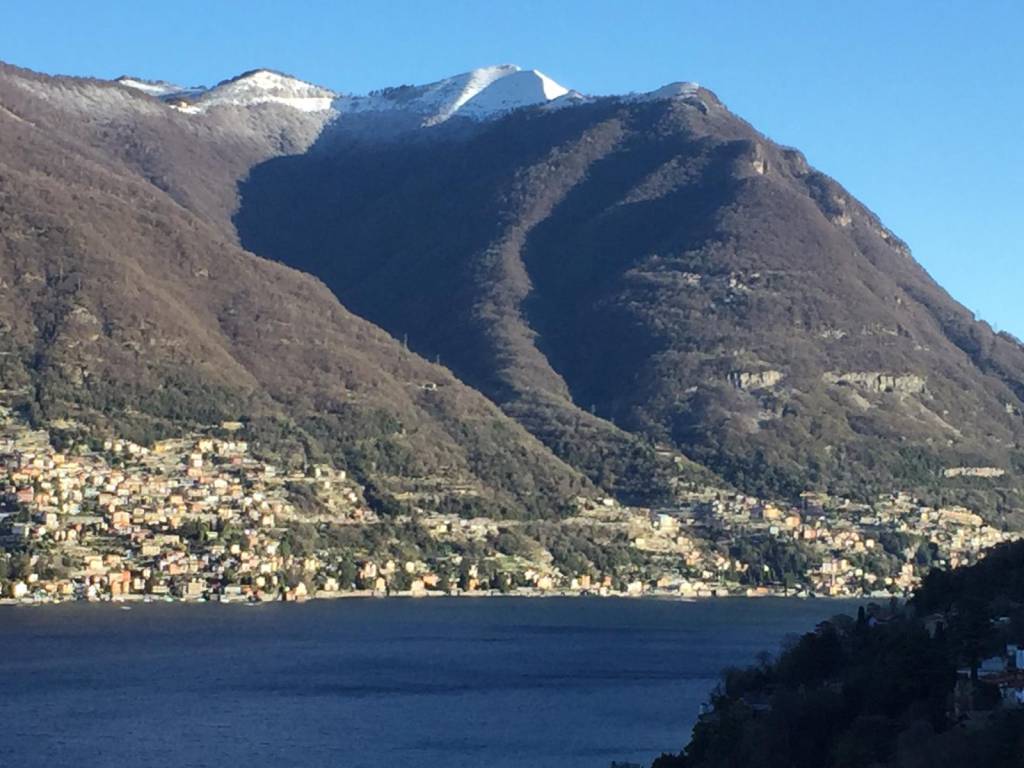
[0,590,869,607]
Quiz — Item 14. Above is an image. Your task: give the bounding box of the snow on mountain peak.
[458,68,569,119]
[115,69,336,113]
[115,77,188,98]
[184,69,336,113]
[420,64,530,123]
[631,81,701,102]
[336,65,571,125]
[113,66,703,128]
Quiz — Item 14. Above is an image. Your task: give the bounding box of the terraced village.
[0,405,1014,604]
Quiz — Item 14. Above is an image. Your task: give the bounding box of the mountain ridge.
[2,59,1023,523]
[233,84,1024,516]
[0,60,596,519]
[111,63,698,124]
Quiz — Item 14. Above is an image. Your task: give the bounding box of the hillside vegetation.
[2,60,1023,523]
[0,63,591,517]
[237,91,1024,516]
[653,541,1024,768]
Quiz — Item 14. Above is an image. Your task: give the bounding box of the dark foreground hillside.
[653,541,1024,768]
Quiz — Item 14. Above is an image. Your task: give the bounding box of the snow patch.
[335,65,571,125]
[630,82,701,102]
[171,70,336,113]
[459,69,569,118]
[108,66,703,128]
[11,73,165,117]
[542,90,591,111]
[116,77,186,97]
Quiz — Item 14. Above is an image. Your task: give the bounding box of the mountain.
[1,60,1023,522]
[230,72,1024,517]
[115,64,576,125]
[0,62,592,518]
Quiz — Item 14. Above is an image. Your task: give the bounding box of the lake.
[0,597,854,768]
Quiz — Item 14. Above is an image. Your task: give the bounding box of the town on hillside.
[0,407,1016,604]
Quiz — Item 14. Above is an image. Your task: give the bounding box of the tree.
[950,597,993,681]
[458,559,475,591]
[390,568,411,592]
[339,559,357,589]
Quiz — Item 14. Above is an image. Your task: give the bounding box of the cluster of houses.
[935,613,1024,714]
[0,420,371,602]
[977,643,1024,708]
[596,488,1016,599]
[0,411,1018,603]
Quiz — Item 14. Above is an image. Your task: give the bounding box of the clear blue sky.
[3,1,1021,337]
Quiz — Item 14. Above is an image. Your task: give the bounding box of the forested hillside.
[235,87,1024,515]
[0,63,592,518]
[3,59,1024,523]
[653,541,1024,768]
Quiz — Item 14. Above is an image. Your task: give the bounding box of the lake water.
[0,597,852,768]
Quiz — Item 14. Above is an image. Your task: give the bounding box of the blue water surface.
[0,597,854,768]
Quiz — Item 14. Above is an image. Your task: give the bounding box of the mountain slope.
[233,86,1024,515]
[4,61,701,504]
[3,59,1022,520]
[0,62,592,516]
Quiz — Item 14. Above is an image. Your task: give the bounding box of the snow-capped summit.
[338,65,571,125]
[457,68,569,119]
[115,69,335,113]
[632,81,701,102]
[180,70,336,113]
[115,65,571,123]
[112,66,705,132]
